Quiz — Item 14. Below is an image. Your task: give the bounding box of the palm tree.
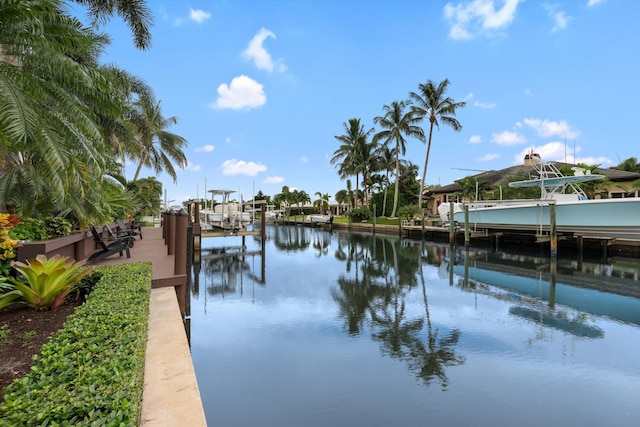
[313,192,330,213]
[332,118,374,206]
[98,65,155,166]
[0,0,121,223]
[74,0,154,50]
[130,98,188,182]
[409,79,466,210]
[373,100,425,217]
[373,145,395,216]
[611,157,640,173]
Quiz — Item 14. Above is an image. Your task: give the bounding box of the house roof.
[426,162,640,195]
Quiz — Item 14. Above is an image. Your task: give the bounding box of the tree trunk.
[391,142,400,218]
[418,121,435,211]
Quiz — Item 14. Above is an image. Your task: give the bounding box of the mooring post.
[260,201,266,239]
[192,201,201,252]
[174,209,188,314]
[550,203,557,258]
[162,211,167,241]
[166,209,176,255]
[449,202,455,244]
[577,235,584,256]
[464,204,470,251]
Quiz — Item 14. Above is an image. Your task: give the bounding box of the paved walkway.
[90,226,207,426]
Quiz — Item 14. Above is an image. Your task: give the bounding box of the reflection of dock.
[201,229,261,238]
[452,251,640,326]
[201,246,264,261]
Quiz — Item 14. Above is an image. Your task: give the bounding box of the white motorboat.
[309,214,334,224]
[201,190,251,231]
[440,156,640,239]
[264,205,285,221]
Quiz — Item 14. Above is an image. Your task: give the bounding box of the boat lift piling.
[549,203,558,258]
[464,204,470,251]
[449,202,455,245]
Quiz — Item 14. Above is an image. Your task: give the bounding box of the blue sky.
[92,0,637,206]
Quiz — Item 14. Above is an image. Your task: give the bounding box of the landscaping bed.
[0,262,151,426]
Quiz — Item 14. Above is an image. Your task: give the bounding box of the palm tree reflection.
[332,233,464,389]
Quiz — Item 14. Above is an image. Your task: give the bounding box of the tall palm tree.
[332,118,374,205]
[409,79,466,210]
[373,100,425,217]
[97,65,154,166]
[130,98,188,182]
[373,145,395,217]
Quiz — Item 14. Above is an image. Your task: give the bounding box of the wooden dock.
[87,226,186,289]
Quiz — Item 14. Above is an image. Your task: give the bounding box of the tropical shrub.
[0,214,22,275]
[8,218,48,241]
[397,205,421,221]
[349,206,371,222]
[43,216,74,238]
[0,263,151,426]
[0,277,20,310]
[8,254,93,311]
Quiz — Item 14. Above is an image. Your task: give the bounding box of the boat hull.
[452,198,640,239]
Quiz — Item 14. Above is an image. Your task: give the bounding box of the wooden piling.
[449,202,455,244]
[550,203,557,258]
[464,204,470,250]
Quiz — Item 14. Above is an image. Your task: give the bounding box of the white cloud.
[444,0,521,40]
[243,28,287,72]
[263,176,285,184]
[299,156,308,163]
[469,135,482,144]
[195,144,215,152]
[543,5,571,33]
[523,118,579,139]
[221,159,267,176]
[491,130,526,145]
[477,153,500,161]
[587,0,604,7]
[524,88,531,95]
[210,75,266,110]
[474,100,496,109]
[189,8,211,24]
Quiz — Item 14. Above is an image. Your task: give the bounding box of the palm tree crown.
[373,100,425,217]
[131,98,188,182]
[409,78,466,210]
[332,118,375,205]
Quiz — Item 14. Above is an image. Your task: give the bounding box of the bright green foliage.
[0,277,21,310]
[7,218,48,241]
[0,263,151,426]
[349,206,372,222]
[42,216,74,238]
[397,205,421,221]
[8,255,93,311]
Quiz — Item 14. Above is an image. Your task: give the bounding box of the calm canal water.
[188,225,640,427]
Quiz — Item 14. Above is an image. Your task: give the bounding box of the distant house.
[423,161,640,216]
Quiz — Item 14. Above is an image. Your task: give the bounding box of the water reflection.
[189,226,640,427]
[330,233,464,390]
[451,248,640,327]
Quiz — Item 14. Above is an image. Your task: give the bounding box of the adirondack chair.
[88,225,133,262]
[116,218,143,240]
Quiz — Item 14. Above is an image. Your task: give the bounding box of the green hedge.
[0,262,152,426]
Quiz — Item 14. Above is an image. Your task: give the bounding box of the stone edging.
[139,287,207,426]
